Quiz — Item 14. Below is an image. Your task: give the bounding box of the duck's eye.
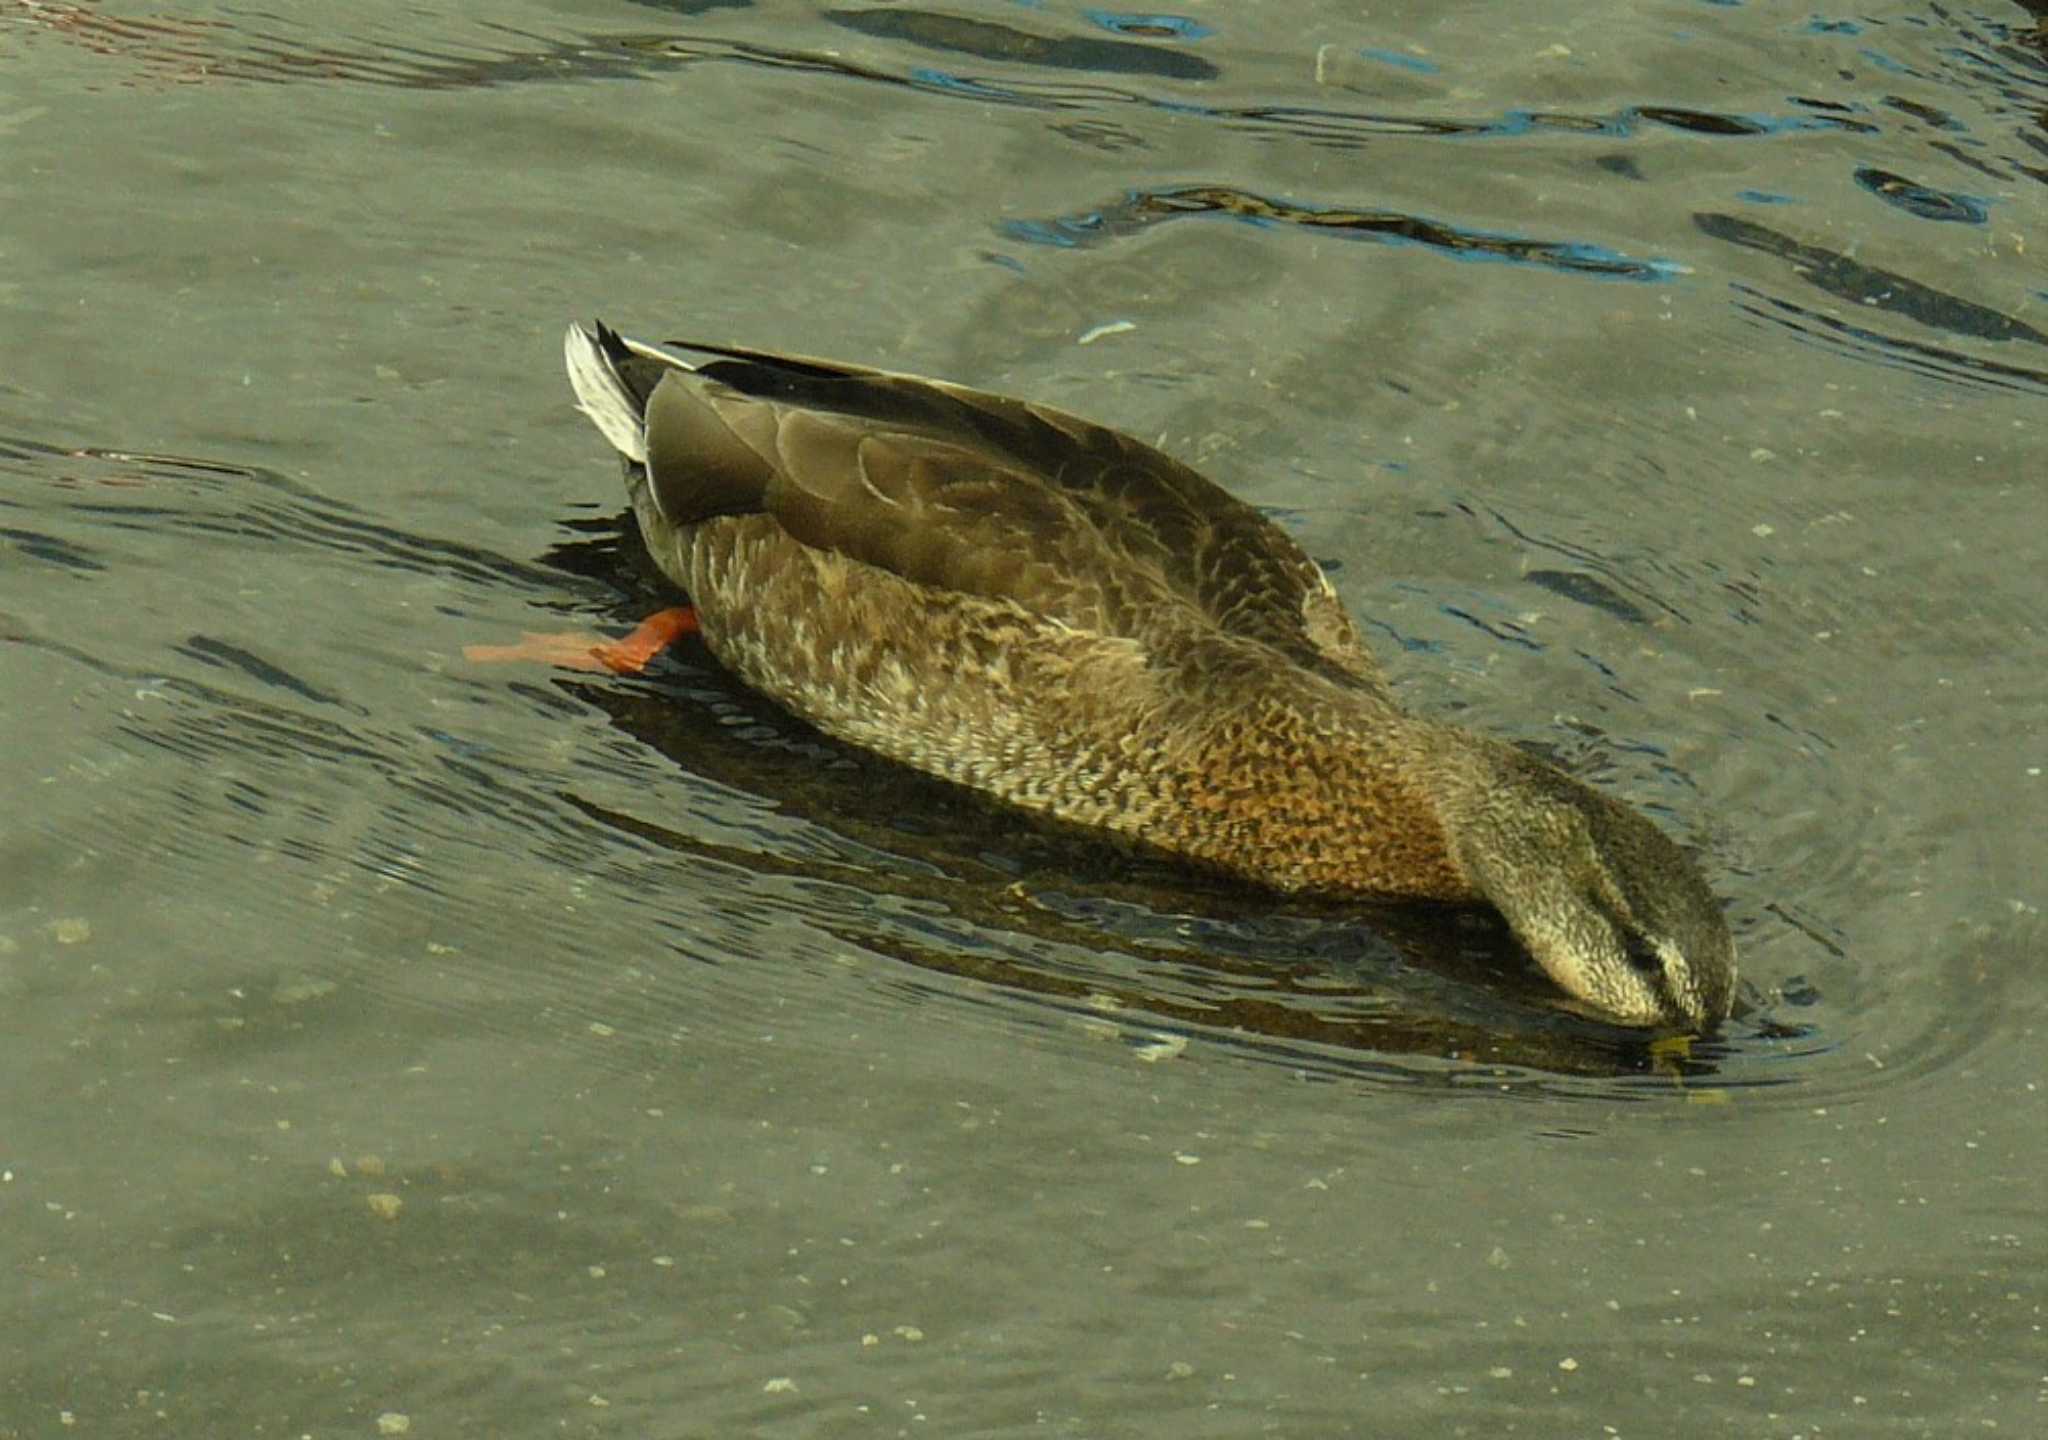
[1623,933,1665,975]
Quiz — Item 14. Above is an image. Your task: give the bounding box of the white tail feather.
[563,323,649,464]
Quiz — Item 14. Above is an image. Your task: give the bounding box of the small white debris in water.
[272,976,336,1005]
[1133,1033,1187,1063]
[1752,522,1775,537]
[763,1377,797,1394]
[365,1193,403,1221]
[1077,320,1135,345]
[1558,1357,1579,1372]
[1173,1152,1201,1166]
[376,1413,411,1435]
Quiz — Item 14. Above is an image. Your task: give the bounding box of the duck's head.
[1445,739,1736,1030]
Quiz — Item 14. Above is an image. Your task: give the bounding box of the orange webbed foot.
[463,607,699,676]
[588,607,699,674]
[463,631,618,673]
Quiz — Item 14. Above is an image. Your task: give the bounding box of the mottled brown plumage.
[564,321,1736,1029]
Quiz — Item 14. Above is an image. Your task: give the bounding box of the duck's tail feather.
[566,320,780,528]
[565,320,684,465]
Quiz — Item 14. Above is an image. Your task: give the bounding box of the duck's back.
[579,327,1385,694]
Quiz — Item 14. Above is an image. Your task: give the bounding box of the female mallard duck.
[563,321,1736,1030]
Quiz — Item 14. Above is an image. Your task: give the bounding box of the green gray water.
[2,0,2043,1434]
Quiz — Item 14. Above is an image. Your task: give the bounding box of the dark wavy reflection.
[825,7,1217,82]
[20,3,1882,158]
[1006,183,1680,280]
[1731,284,2048,396]
[1854,165,1991,223]
[0,439,567,589]
[20,0,2042,233]
[1694,213,2048,346]
[1695,212,2048,395]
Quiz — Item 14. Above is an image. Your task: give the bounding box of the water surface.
[3,0,2043,1433]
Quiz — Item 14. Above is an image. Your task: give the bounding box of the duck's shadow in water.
[542,519,1805,1089]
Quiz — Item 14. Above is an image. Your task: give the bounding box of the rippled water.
[3,0,2043,1433]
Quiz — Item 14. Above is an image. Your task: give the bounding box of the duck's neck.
[1137,678,1489,903]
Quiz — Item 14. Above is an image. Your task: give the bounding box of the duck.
[558,321,1737,1030]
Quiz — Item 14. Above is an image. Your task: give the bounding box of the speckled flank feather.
[667,515,1464,899]
[563,322,1737,1030]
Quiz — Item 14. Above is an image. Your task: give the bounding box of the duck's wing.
[567,324,1383,687]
